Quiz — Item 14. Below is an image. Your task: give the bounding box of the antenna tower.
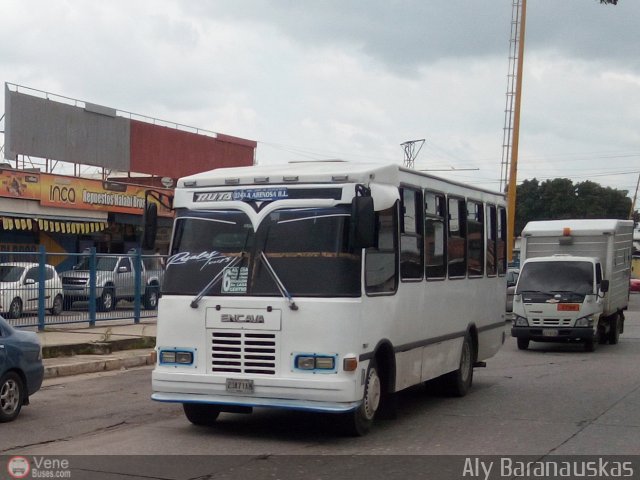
[500,0,524,192]
[401,139,425,169]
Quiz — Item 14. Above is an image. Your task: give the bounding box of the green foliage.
[515,178,631,236]
[599,0,618,4]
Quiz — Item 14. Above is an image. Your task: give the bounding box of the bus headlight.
[513,315,529,327]
[294,354,336,371]
[575,315,594,327]
[296,356,316,370]
[160,349,194,365]
[160,351,176,364]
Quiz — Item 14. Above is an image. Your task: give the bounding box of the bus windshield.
[163,206,361,297]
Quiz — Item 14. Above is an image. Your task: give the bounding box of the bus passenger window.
[448,197,466,278]
[486,205,497,276]
[467,201,484,277]
[365,206,398,294]
[424,191,446,279]
[497,206,507,274]
[400,187,424,280]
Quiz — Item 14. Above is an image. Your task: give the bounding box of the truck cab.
[511,255,614,352]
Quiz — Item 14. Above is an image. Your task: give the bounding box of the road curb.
[44,350,157,379]
[42,336,156,358]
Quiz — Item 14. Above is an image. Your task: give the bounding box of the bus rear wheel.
[342,360,381,436]
[440,334,474,397]
[183,403,221,426]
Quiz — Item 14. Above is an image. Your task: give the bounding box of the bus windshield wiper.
[190,256,241,308]
[259,251,298,311]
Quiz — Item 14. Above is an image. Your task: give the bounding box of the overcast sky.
[1,0,638,200]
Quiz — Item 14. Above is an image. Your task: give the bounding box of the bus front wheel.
[342,360,381,436]
[183,403,221,426]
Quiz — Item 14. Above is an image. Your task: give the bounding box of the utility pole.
[401,139,425,169]
[630,172,640,220]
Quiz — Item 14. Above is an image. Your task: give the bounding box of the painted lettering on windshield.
[167,251,233,270]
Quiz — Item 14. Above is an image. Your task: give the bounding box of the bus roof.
[177,161,503,197]
[178,161,399,188]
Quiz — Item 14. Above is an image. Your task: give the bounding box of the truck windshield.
[163,206,361,298]
[75,257,118,272]
[516,261,594,301]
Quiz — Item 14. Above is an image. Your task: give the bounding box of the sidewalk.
[38,321,157,379]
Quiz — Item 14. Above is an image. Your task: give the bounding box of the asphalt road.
[1,295,639,477]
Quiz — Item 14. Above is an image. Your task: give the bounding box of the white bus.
[150,161,508,435]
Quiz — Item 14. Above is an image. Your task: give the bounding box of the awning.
[1,216,107,234]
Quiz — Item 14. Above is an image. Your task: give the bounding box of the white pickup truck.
[511,219,634,352]
[60,254,164,311]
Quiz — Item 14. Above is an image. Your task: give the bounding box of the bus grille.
[210,331,277,375]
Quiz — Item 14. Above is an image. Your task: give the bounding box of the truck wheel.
[143,286,159,310]
[183,403,221,426]
[7,298,22,319]
[97,288,115,312]
[517,338,530,350]
[49,294,63,316]
[584,336,598,352]
[49,295,63,316]
[440,333,474,397]
[63,297,73,310]
[341,360,381,436]
[0,372,24,423]
[608,314,620,345]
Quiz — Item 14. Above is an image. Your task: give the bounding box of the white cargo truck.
[511,219,634,352]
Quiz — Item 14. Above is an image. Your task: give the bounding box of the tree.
[515,178,631,236]
[600,0,618,4]
[515,179,542,234]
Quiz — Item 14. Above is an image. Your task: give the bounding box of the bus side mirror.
[142,203,158,250]
[351,196,375,249]
[599,279,609,293]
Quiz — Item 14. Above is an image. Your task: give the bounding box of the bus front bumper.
[151,392,360,413]
[152,369,360,413]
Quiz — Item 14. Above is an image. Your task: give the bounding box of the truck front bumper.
[511,326,595,342]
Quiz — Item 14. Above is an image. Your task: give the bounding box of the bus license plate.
[543,329,559,337]
[226,378,254,394]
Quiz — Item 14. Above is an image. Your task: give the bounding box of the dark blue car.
[0,316,44,422]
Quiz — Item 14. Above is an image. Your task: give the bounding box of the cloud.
[0,0,637,195]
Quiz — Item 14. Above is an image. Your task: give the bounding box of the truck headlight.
[514,315,529,327]
[575,315,594,327]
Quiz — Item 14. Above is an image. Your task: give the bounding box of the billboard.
[5,84,256,178]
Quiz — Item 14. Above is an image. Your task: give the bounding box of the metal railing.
[0,247,165,330]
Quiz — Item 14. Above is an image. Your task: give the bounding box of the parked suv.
[0,262,64,319]
[60,254,164,311]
